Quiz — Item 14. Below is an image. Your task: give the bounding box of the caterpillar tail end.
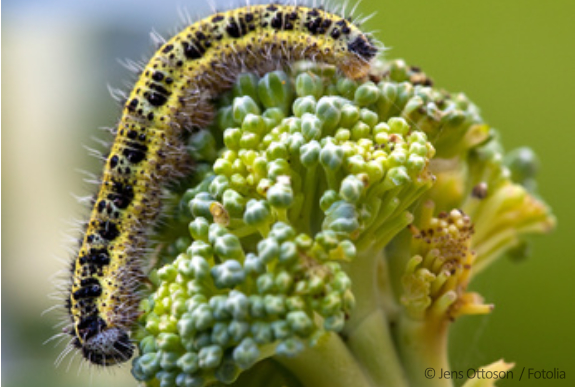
[77,327,134,366]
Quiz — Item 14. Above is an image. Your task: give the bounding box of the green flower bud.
[189,217,209,241]
[271,320,291,340]
[209,295,229,320]
[264,107,285,129]
[257,237,280,263]
[189,130,217,161]
[216,106,235,132]
[222,189,245,218]
[190,304,214,331]
[266,141,288,161]
[324,312,346,332]
[360,108,379,128]
[189,259,210,284]
[293,96,317,117]
[223,128,242,151]
[296,72,324,99]
[177,314,196,338]
[134,353,161,379]
[226,291,250,321]
[275,271,293,293]
[320,190,340,212]
[213,234,244,261]
[232,72,260,103]
[185,280,209,299]
[240,131,261,149]
[243,253,265,275]
[191,332,212,351]
[340,104,360,128]
[176,373,204,387]
[158,265,178,282]
[269,222,296,242]
[323,201,359,234]
[211,260,246,288]
[300,140,321,167]
[208,175,229,198]
[337,77,358,99]
[258,71,293,113]
[243,199,272,228]
[407,153,426,173]
[267,178,294,209]
[267,159,291,180]
[156,371,178,387]
[257,273,275,294]
[140,335,157,354]
[181,293,207,318]
[316,97,341,132]
[241,113,266,136]
[286,295,307,311]
[301,113,322,141]
[321,292,342,316]
[208,223,228,245]
[187,241,213,260]
[198,345,223,369]
[279,241,298,264]
[233,96,261,124]
[189,192,216,220]
[157,333,182,352]
[315,231,340,251]
[388,166,411,186]
[375,82,397,119]
[337,240,357,262]
[251,321,273,344]
[264,295,286,316]
[228,320,250,342]
[320,141,344,171]
[287,311,314,337]
[387,117,410,135]
[276,338,304,357]
[213,158,233,176]
[233,338,261,369]
[351,121,370,140]
[340,175,364,203]
[160,351,180,371]
[176,353,199,375]
[354,82,380,106]
[145,314,160,335]
[211,322,230,346]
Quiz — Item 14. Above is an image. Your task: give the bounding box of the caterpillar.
[63,2,378,367]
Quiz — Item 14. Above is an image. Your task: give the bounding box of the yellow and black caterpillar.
[65,3,377,366]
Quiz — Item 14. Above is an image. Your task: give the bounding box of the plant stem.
[275,332,373,387]
[343,246,381,334]
[395,314,453,387]
[347,309,409,387]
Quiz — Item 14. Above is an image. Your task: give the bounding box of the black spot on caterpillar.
[63,3,378,367]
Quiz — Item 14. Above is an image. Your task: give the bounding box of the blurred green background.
[2,1,573,386]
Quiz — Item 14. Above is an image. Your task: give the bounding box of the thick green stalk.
[347,309,409,387]
[343,247,410,387]
[395,314,453,387]
[297,165,319,234]
[344,247,382,333]
[275,332,373,387]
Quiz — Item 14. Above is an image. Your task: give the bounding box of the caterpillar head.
[340,33,378,79]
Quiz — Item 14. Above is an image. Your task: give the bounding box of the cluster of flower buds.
[131,60,556,387]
